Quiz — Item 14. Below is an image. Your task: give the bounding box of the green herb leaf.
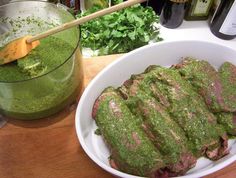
[77,4,163,56]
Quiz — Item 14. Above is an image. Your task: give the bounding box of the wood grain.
[0,54,235,178]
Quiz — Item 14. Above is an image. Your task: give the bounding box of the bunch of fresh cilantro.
[77,3,163,56]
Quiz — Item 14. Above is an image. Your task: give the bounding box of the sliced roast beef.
[119,74,197,176]
[92,59,235,177]
[145,66,228,160]
[215,112,236,136]
[218,62,236,112]
[93,87,165,177]
[174,58,232,112]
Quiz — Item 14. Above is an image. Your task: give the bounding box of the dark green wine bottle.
[210,0,236,40]
[160,0,189,29]
[142,0,166,15]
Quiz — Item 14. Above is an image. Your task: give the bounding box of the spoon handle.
[27,0,147,43]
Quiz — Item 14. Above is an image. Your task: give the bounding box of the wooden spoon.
[0,0,146,65]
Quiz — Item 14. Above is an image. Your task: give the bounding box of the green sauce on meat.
[93,59,234,177]
[118,73,196,172]
[95,87,164,176]
[215,112,236,135]
[219,62,236,111]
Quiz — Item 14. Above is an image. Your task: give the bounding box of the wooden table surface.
[0,54,235,178]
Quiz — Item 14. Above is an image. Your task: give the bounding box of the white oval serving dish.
[75,40,236,178]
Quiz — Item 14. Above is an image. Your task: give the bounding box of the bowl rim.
[75,40,236,178]
[0,0,81,84]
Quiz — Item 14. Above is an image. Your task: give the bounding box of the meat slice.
[119,75,197,176]
[93,87,165,177]
[219,62,236,112]
[174,58,232,112]
[144,66,228,160]
[215,112,236,136]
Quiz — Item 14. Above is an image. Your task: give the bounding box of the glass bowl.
[0,1,83,120]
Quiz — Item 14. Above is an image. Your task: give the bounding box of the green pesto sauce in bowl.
[0,36,83,120]
[0,36,74,81]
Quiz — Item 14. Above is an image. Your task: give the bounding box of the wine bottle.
[210,0,236,40]
[160,0,189,29]
[185,0,214,20]
[142,0,165,15]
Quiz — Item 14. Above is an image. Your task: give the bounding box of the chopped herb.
[95,128,102,135]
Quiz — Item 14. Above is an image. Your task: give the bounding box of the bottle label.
[219,1,236,35]
[192,0,213,16]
